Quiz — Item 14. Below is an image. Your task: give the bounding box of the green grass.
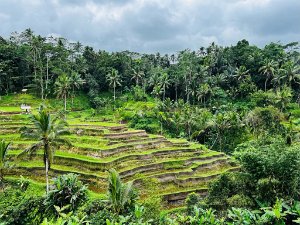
[1,93,237,206]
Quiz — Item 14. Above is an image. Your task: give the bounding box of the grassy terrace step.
[174,166,240,187]
[10,161,107,179]
[103,130,149,139]
[92,145,202,159]
[6,168,108,193]
[142,157,230,183]
[69,124,127,132]
[0,125,33,131]
[111,135,167,144]
[71,139,172,156]
[161,187,208,205]
[0,121,30,126]
[8,147,206,173]
[119,153,227,179]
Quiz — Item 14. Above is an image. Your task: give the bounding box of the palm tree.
[0,140,10,183]
[151,84,162,99]
[55,73,71,111]
[278,61,300,88]
[234,66,250,83]
[106,69,122,102]
[19,108,70,193]
[131,68,144,86]
[107,169,134,214]
[259,60,277,91]
[171,71,181,101]
[159,72,170,100]
[70,72,84,105]
[196,83,211,107]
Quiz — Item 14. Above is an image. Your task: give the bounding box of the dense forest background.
[1,29,299,102]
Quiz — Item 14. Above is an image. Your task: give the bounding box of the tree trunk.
[45,158,49,194]
[44,143,50,194]
[113,85,116,102]
[265,75,268,92]
[64,94,67,111]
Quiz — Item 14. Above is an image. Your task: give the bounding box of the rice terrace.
[1,0,300,224]
[0,94,238,206]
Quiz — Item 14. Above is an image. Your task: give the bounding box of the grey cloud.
[0,0,299,53]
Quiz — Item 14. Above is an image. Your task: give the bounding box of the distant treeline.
[0,28,299,104]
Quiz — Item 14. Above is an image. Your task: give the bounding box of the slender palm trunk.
[64,93,67,111]
[45,158,49,194]
[113,84,116,102]
[44,143,50,194]
[265,74,269,92]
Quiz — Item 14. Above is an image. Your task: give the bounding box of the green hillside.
[0,94,237,206]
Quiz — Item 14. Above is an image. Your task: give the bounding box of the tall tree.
[106,68,122,102]
[69,71,84,105]
[278,61,300,88]
[55,73,71,111]
[159,72,170,100]
[20,108,69,193]
[131,68,144,87]
[259,59,277,91]
[234,66,250,83]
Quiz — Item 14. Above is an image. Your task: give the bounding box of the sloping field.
[0,97,238,206]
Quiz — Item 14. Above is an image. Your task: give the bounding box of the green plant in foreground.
[45,173,88,212]
[107,169,135,215]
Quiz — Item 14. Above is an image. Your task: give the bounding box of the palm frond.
[17,141,43,158]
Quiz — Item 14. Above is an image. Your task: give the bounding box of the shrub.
[256,178,281,204]
[0,187,46,225]
[45,173,88,213]
[185,192,200,215]
[227,194,255,208]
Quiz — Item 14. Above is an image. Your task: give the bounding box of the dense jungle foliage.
[0,29,300,224]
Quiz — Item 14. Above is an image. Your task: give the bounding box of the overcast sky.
[0,0,299,53]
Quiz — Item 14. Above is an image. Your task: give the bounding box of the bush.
[45,173,88,213]
[256,178,281,204]
[186,192,200,215]
[0,187,46,225]
[84,199,116,225]
[207,172,254,209]
[141,196,162,223]
[227,194,255,208]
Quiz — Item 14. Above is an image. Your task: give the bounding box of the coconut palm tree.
[159,72,170,100]
[55,73,71,111]
[0,140,10,183]
[107,169,134,214]
[278,61,300,88]
[259,60,277,91]
[234,66,250,83]
[196,83,211,107]
[106,69,122,102]
[19,108,70,193]
[131,68,144,86]
[70,71,84,105]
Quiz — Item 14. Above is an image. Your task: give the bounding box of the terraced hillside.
[0,98,238,206]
